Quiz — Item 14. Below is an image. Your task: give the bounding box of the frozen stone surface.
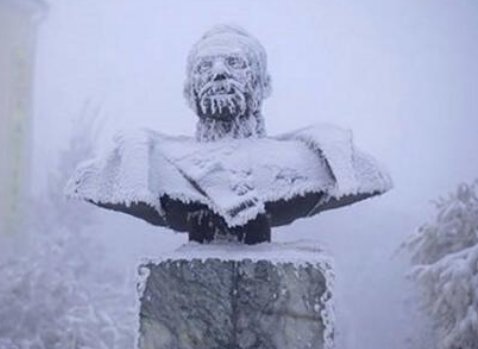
[138,243,334,349]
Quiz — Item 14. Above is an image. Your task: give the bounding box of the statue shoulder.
[275,123,353,147]
[65,128,200,223]
[108,129,197,164]
[274,123,392,198]
[111,128,188,149]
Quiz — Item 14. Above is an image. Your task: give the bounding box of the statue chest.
[154,137,334,226]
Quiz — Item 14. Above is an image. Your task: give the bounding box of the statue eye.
[226,56,246,69]
[196,60,213,73]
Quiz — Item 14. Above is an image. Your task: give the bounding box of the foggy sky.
[26,4,478,347]
[33,0,478,217]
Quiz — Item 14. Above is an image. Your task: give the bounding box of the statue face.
[190,45,258,121]
[184,26,271,141]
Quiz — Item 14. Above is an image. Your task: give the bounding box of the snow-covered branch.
[0,102,136,349]
[405,180,478,349]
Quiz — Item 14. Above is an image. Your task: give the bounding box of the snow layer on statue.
[137,241,335,349]
[66,123,392,227]
[140,240,334,266]
[184,25,271,142]
[278,124,392,197]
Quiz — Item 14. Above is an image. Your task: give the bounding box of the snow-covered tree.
[0,103,137,349]
[405,180,478,349]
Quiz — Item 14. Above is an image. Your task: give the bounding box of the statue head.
[184,25,272,141]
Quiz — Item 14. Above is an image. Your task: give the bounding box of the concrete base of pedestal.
[137,242,334,349]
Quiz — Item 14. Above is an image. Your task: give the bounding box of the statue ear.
[262,74,272,99]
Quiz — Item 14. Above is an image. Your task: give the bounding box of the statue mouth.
[199,80,244,98]
[205,86,234,96]
[196,79,248,119]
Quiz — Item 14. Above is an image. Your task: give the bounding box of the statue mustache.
[198,78,246,98]
[198,81,248,117]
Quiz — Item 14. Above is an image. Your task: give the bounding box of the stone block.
[138,243,334,349]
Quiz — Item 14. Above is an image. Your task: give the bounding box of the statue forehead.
[191,35,254,60]
[185,26,269,87]
[194,45,248,60]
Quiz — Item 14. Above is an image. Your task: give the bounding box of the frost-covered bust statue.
[67,25,392,244]
[184,25,270,142]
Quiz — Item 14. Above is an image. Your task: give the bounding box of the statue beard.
[195,79,249,121]
[193,78,266,142]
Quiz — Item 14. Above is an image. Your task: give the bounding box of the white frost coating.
[185,24,271,106]
[65,129,208,216]
[135,265,150,349]
[278,123,393,199]
[142,240,332,266]
[184,25,271,142]
[195,111,266,142]
[320,257,336,349]
[65,129,161,212]
[67,123,391,228]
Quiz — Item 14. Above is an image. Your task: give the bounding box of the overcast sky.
[33,0,478,217]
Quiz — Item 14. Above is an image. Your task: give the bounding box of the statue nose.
[211,60,229,81]
[213,73,227,81]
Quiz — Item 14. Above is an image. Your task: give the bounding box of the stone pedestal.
[137,243,334,349]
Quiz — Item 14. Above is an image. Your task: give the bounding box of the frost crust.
[67,123,391,229]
